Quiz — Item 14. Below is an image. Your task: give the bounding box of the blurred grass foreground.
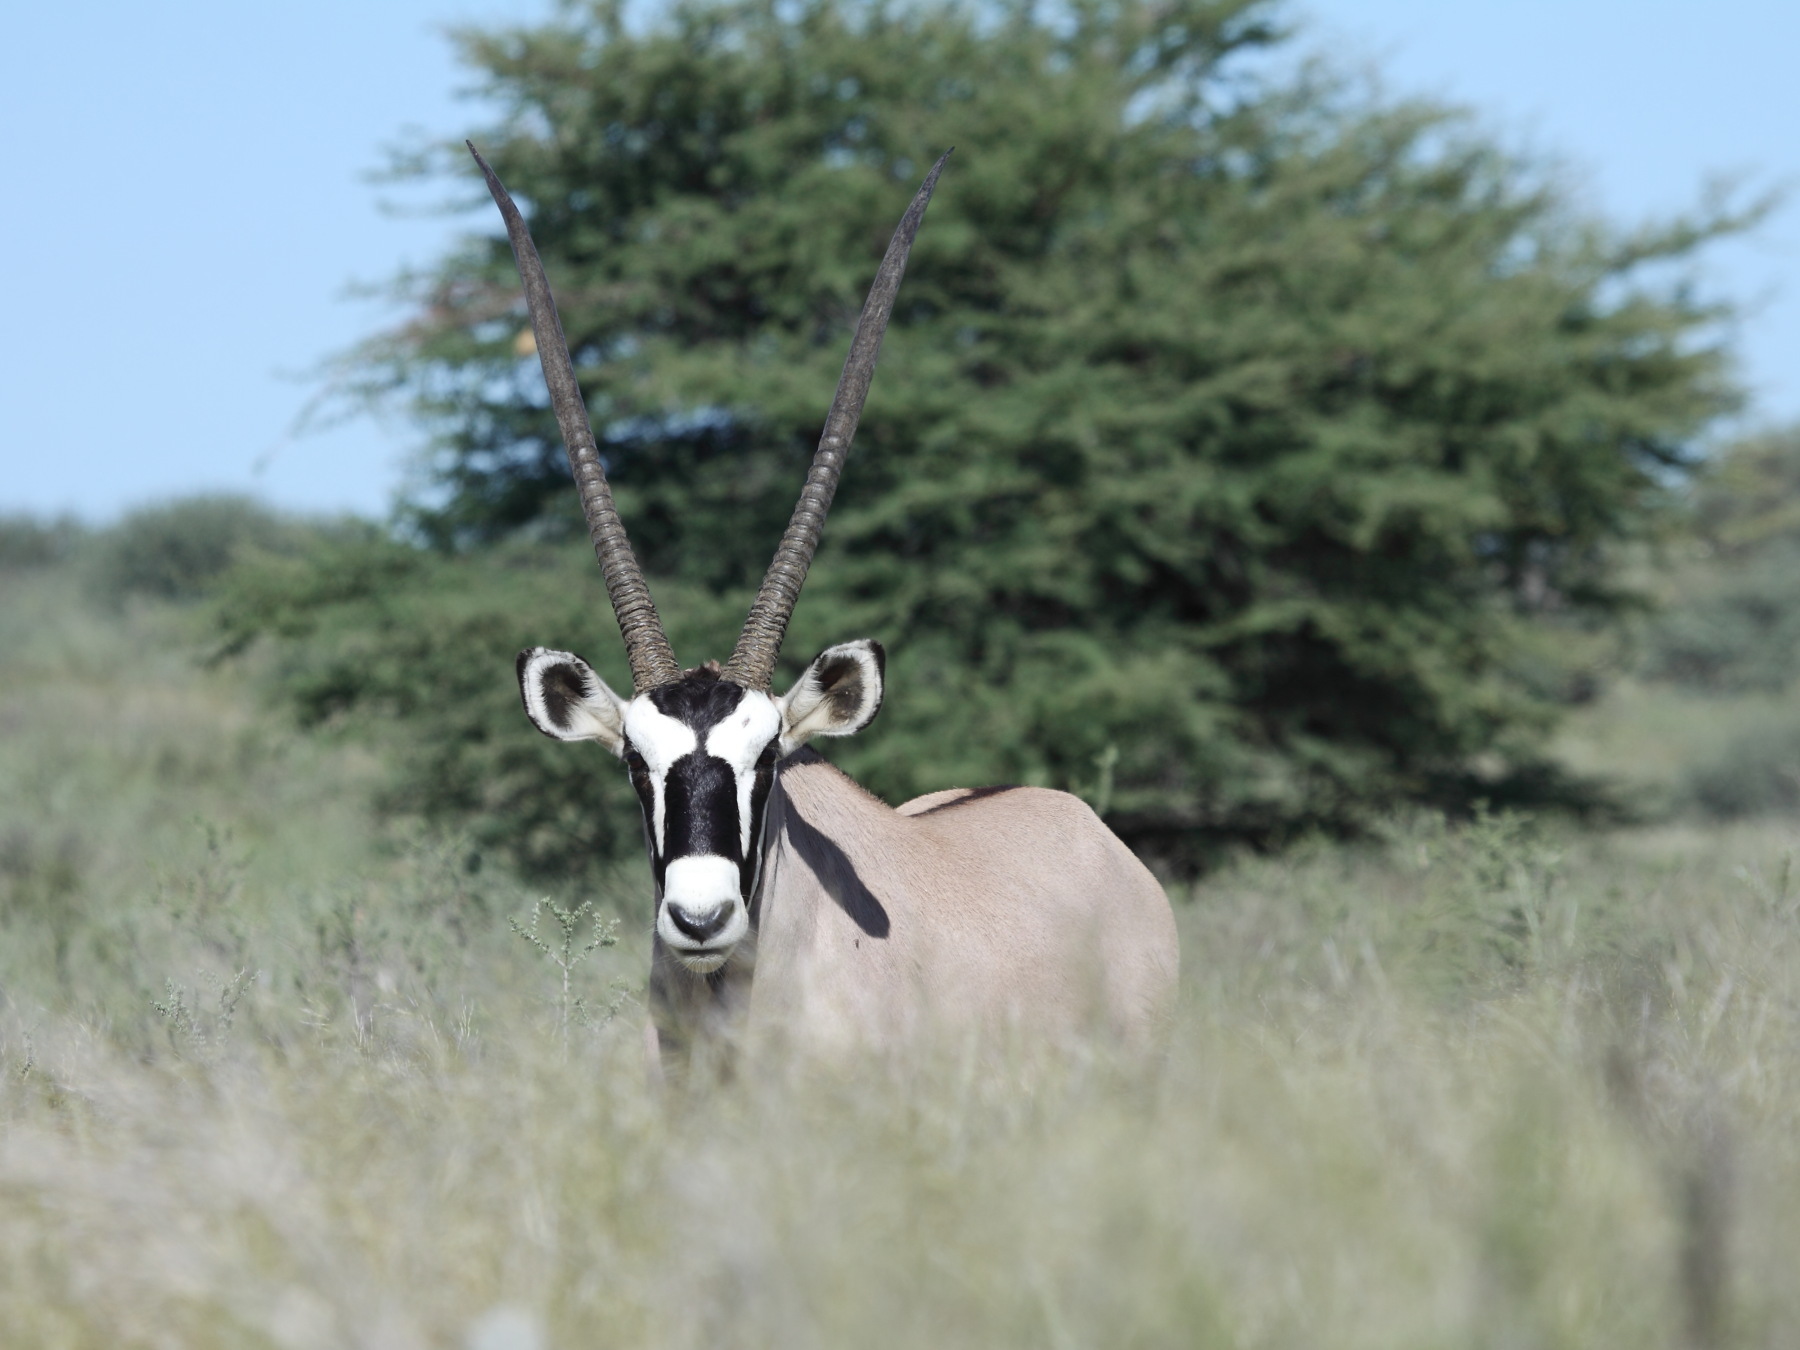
[3,502,1800,1347]
[7,0,1800,1333]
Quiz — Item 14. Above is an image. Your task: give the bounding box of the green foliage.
[151,969,256,1056]
[1684,716,1800,819]
[0,514,83,571]
[1615,427,1800,820]
[89,494,318,603]
[216,534,728,884]
[1645,428,1800,694]
[0,549,630,1035]
[279,0,1748,871]
[509,895,623,1046]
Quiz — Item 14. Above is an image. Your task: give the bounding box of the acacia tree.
[243,0,1748,876]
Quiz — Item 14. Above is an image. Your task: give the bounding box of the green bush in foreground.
[255,0,1754,876]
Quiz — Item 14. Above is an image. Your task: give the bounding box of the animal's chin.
[677,949,731,975]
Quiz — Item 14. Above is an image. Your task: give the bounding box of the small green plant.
[152,969,256,1054]
[1374,807,1572,989]
[509,898,620,1050]
[155,821,251,969]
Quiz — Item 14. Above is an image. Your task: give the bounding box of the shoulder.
[776,746,888,810]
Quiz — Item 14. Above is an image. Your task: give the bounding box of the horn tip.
[916,148,953,200]
[467,141,510,209]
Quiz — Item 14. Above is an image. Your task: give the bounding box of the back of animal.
[747,754,1179,1058]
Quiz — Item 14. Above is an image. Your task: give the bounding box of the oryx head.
[471,142,945,973]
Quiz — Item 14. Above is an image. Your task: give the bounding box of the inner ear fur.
[517,647,628,752]
[778,640,885,752]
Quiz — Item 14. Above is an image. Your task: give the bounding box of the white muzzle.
[657,854,749,973]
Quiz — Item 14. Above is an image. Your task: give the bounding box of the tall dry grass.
[4,556,1800,1347]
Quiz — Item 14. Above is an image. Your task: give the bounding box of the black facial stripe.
[624,750,656,870]
[662,751,740,866]
[740,746,778,904]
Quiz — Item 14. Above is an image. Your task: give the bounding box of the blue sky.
[3,1,1795,521]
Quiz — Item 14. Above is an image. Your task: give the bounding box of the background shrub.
[0,514,83,571]
[1683,717,1800,819]
[1644,429,1800,694]
[88,495,306,603]
[233,0,1749,876]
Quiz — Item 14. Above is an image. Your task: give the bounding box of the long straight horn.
[469,141,682,693]
[719,150,952,692]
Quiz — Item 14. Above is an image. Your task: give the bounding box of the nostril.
[667,901,732,943]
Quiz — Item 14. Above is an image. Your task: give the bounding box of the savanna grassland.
[4,518,1800,1349]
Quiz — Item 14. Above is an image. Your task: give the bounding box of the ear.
[517,647,628,754]
[777,640,885,753]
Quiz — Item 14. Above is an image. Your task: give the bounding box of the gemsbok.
[471,143,1178,1078]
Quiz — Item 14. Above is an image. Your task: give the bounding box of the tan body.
[649,751,1180,1069]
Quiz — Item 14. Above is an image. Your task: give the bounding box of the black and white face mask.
[517,641,885,973]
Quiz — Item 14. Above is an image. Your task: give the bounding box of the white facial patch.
[658,854,750,969]
[622,699,698,854]
[704,691,782,855]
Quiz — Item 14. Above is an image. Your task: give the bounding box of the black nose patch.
[666,901,733,943]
